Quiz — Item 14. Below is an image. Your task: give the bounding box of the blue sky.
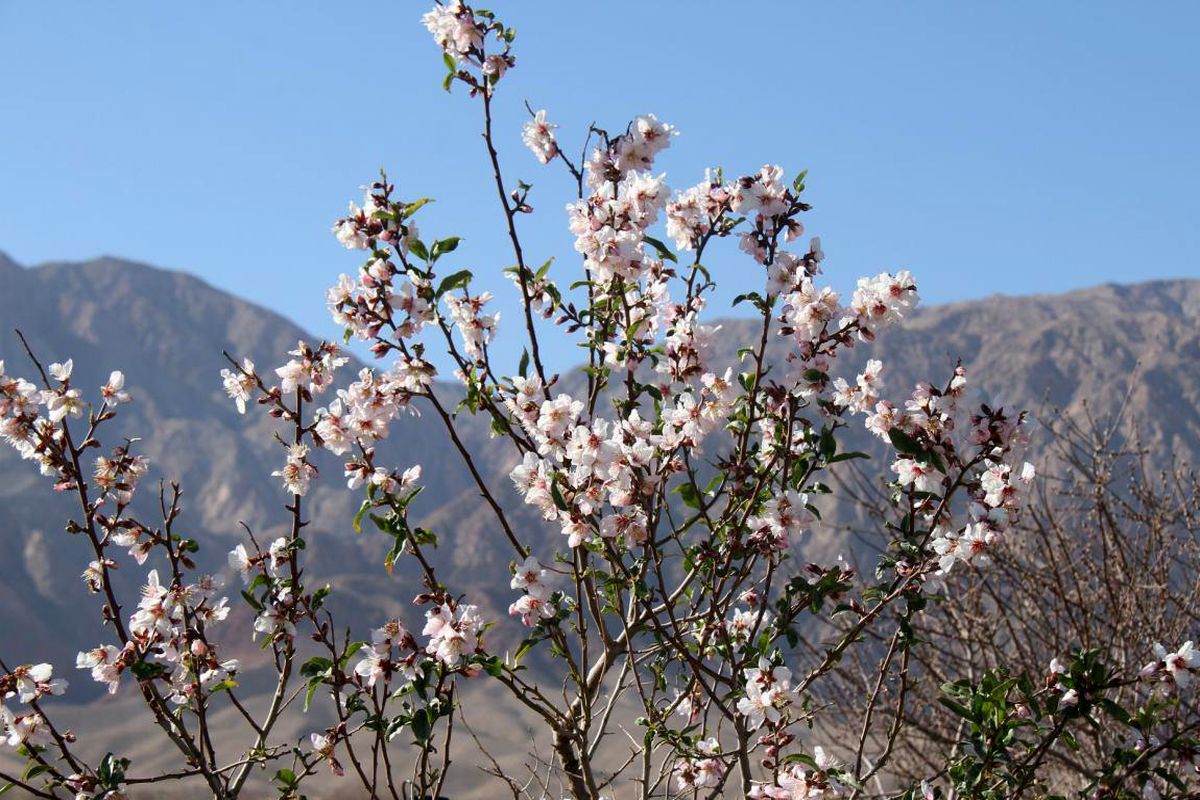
[2,1,1198,370]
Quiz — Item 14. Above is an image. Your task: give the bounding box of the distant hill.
[9,256,1200,671]
[4,252,1200,796]
[0,252,505,672]
[5,253,1199,670]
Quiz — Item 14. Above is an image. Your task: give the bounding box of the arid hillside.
[4,253,1198,664]
[2,253,1198,796]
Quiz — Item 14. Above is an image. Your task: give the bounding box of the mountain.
[0,253,512,672]
[2,254,1199,796]
[5,255,1200,660]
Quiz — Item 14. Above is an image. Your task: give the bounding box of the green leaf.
[431,236,461,259]
[304,679,322,713]
[938,697,974,721]
[1097,698,1131,725]
[240,589,263,612]
[130,660,167,681]
[887,427,924,457]
[410,708,433,744]
[514,638,537,665]
[674,482,701,510]
[402,198,433,219]
[550,479,569,512]
[436,269,473,298]
[339,641,367,670]
[20,765,47,782]
[792,169,808,193]
[300,656,333,679]
[803,368,826,383]
[819,426,836,460]
[408,238,430,261]
[490,416,511,437]
[352,498,371,533]
[642,235,678,263]
[518,348,530,378]
[828,451,870,463]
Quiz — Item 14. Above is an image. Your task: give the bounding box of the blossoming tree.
[1,3,1197,799]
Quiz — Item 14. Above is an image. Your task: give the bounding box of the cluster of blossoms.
[509,392,734,551]
[863,368,966,451]
[354,619,419,689]
[827,355,1037,578]
[327,183,430,336]
[734,165,808,261]
[500,240,746,555]
[332,178,422,255]
[924,454,1036,575]
[566,124,673,283]
[521,109,558,165]
[745,490,815,554]
[313,361,427,458]
[830,359,883,414]
[748,755,844,800]
[723,606,773,648]
[845,271,920,341]
[45,360,85,422]
[1141,641,1200,689]
[85,570,235,704]
[736,658,798,730]
[0,359,45,466]
[580,114,676,189]
[92,444,149,510]
[421,601,484,667]
[273,443,317,496]
[508,555,556,626]
[444,291,499,363]
[328,261,432,342]
[275,341,348,397]
[673,737,724,792]
[925,444,1035,576]
[422,1,514,83]
[0,358,89,480]
[1048,656,1080,707]
[777,268,918,389]
[0,663,66,749]
[76,644,131,695]
[229,537,297,641]
[308,348,433,491]
[230,340,438,499]
[664,170,733,251]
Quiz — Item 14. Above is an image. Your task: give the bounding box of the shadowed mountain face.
[0,253,509,673]
[2,252,1199,681]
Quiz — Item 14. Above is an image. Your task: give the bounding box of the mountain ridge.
[2,252,1199,674]
[3,253,1200,797]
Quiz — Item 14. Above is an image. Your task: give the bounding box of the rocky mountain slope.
[3,253,1198,672]
[2,252,1198,796]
